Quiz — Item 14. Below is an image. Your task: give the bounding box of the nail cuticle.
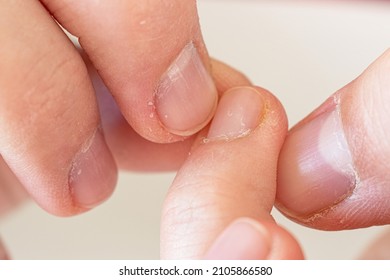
[277,180,357,226]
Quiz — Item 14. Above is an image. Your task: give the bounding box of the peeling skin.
[334,92,362,193]
[79,128,98,154]
[68,128,98,185]
[299,93,361,225]
[201,129,252,144]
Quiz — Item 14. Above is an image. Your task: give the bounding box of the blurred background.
[1,0,390,259]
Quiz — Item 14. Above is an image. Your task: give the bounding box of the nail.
[155,42,218,136]
[277,103,356,216]
[69,130,117,209]
[204,218,271,260]
[207,87,265,141]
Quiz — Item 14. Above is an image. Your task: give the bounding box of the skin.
[0,1,390,259]
[0,0,218,216]
[277,49,390,230]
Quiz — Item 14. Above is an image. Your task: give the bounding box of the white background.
[1,0,390,259]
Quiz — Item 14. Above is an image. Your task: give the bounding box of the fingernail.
[277,103,356,216]
[207,87,265,141]
[155,42,218,136]
[69,130,117,209]
[204,218,271,260]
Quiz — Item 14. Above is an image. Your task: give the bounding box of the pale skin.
[1,1,390,259]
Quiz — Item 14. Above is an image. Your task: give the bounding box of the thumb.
[161,86,303,259]
[277,49,390,230]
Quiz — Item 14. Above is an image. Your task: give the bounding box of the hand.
[80,56,304,259]
[0,0,218,216]
[0,83,304,260]
[1,56,304,259]
[161,49,390,259]
[4,0,297,259]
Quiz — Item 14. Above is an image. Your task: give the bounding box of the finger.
[0,0,117,216]
[42,0,218,143]
[161,86,303,259]
[204,218,303,260]
[0,156,28,216]
[359,228,390,259]
[88,55,251,171]
[277,49,390,230]
[0,238,9,260]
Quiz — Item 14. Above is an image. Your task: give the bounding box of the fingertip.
[277,49,390,230]
[45,0,217,143]
[204,218,304,260]
[277,97,355,218]
[266,222,305,260]
[206,87,266,141]
[34,129,118,217]
[204,218,272,260]
[205,85,288,142]
[253,86,289,135]
[155,42,218,137]
[0,0,117,217]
